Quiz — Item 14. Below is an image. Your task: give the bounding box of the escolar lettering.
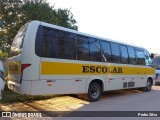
[82,66,123,74]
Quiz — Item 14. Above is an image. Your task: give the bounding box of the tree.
[0,0,78,54]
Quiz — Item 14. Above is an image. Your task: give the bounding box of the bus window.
[10,24,28,57]
[43,27,59,58]
[59,31,76,59]
[120,45,129,64]
[89,38,102,62]
[111,43,121,63]
[36,26,76,60]
[144,50,153,66]
[135,49,145,65]
[101,41,111,62]
[127,46,136,64]
[76,35,89,61]
[35,26,60,58]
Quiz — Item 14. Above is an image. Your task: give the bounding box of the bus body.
[8,21,155,101]
[153,56,160,83]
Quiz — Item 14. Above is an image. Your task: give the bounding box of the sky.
[48,0,160,53]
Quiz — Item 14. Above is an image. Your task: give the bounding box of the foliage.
[0,0,78,53]
[0,51,8,58]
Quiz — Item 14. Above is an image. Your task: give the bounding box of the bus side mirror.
[150,53,154,59]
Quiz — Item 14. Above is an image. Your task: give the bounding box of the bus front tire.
[145,79,152,92]
[142,79,152,92]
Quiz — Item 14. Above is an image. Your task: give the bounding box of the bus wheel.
[87,82,102,102]
[144,79,152,92]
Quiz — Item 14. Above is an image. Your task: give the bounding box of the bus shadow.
[102,89,143,98]
[71,88,144,102]
[154,83,160,86]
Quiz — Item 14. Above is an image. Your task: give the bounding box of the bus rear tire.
[78,82,102,102]
[87,82,102,102]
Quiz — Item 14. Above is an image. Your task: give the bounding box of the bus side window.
[120,45,129,64]
[59,31,76,59]
[76,35,89,61]
[35,25,43,56]
[43,28,59,58]
[101,41,111,62]
[135,49,145,65]
[89,38,102,62]
[127,46,136,64]
[110,43,121,63]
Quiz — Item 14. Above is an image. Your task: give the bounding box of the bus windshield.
[10,23,29,57]
[144,50,154,67]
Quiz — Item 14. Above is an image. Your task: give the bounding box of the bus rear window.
[10,24,29,57]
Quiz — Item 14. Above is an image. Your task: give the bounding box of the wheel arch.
[88,78,104,92]
[147,77,153,85]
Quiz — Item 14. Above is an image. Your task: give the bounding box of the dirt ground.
[0,95,89,119]
[0,95,89,111]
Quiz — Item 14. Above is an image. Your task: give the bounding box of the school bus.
[8,20,155,101]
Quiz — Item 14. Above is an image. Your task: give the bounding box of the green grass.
[0,85,58,104]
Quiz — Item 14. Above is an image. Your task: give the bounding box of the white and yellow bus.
[8,20,155,101]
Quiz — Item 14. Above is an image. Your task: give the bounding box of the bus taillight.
[20,64,31,84]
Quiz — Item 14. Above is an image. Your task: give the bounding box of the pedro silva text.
[138,112,157,117]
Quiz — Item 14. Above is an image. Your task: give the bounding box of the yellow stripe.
[41,61,155,75]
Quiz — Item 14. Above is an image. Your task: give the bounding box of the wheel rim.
[90,86,100,99]
[146,81,151,91]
